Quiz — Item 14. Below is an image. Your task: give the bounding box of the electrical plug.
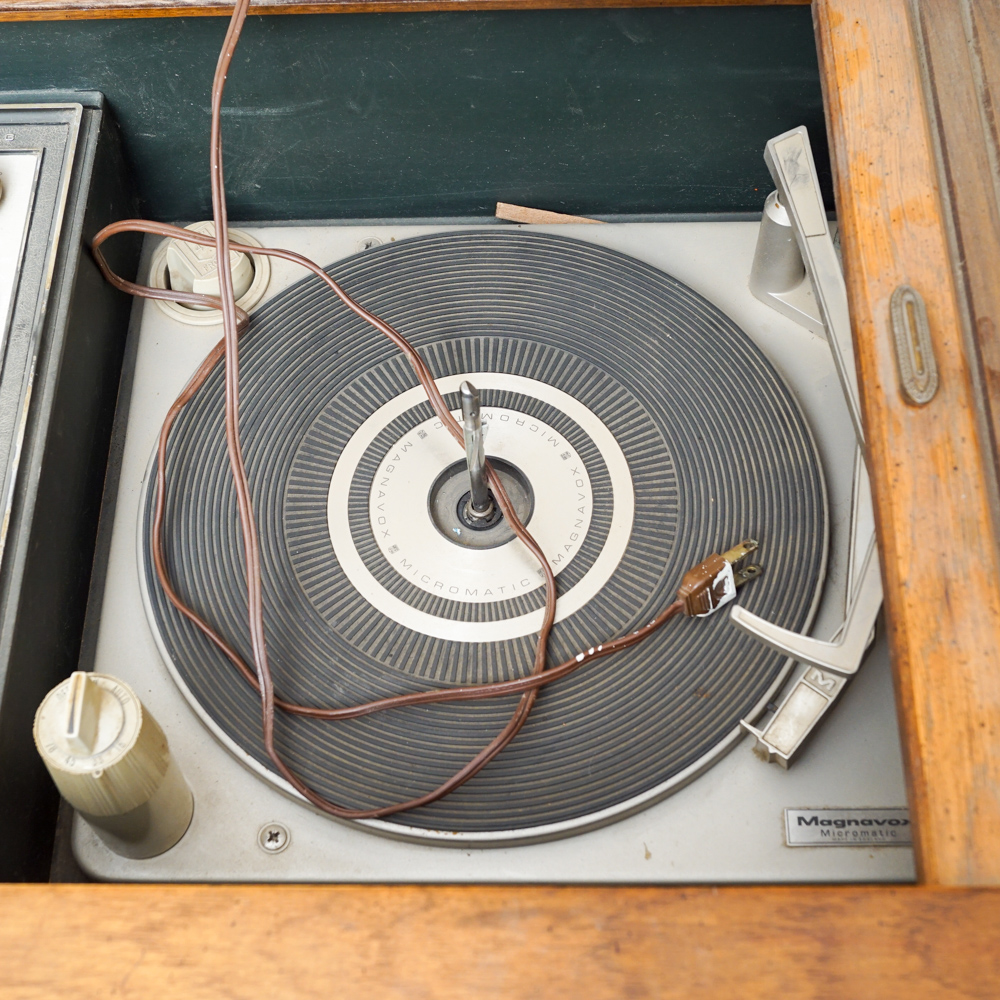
[677,539,762,617]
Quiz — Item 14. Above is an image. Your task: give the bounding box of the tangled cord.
[90,0,693,820]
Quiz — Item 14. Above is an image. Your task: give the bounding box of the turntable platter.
[141,230,826,841]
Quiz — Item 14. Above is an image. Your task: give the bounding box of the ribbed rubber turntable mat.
[143,230,826,836]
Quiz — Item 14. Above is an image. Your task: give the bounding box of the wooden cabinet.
[1,0,999,994]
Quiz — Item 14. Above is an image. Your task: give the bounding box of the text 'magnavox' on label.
[784,808,911,847]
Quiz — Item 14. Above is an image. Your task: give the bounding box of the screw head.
[257,822,290,854]
[356,237,383,252]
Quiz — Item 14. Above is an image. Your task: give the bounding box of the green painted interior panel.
[0,7,830,221]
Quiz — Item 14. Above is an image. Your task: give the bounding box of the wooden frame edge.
[815,0,1000,884]
[0,0,808,24]
[0,884,998,997]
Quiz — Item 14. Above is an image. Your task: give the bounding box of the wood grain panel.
[495,201,603,224]
[0,884,997,998]
[911,1,1000,516]
[0,0,807,23]
[816,0,1000,884]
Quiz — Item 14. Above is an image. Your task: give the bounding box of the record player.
[65,124,913,882]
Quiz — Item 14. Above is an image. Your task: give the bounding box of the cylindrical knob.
[34,672,193,859]
[749,190,806,296]
[165,219,254,303]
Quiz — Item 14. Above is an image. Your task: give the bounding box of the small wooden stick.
[495,202,603,225]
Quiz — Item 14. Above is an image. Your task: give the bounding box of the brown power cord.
[89,0,702,820]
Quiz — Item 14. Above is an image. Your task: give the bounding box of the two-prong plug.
[676,539,762,617]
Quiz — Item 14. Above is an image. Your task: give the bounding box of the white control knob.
[34,672,193,859]
[165,219,254,303]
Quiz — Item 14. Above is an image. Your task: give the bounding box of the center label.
[370,407,593,604]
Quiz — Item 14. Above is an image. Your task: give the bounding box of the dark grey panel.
[0,8,828,220]
[0,105,139,880]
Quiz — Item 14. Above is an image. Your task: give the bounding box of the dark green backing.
[0,7,829,221]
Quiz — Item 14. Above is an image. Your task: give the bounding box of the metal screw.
[356,237,382,252]
[257,822,290,854]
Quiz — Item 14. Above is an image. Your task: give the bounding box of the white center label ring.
[328,373,635,642]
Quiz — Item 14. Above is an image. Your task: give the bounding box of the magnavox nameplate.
[784,808,911,847]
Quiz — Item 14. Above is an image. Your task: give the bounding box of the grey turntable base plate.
[77,221,914,882]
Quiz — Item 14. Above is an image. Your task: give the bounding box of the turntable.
[62,160,913,880]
